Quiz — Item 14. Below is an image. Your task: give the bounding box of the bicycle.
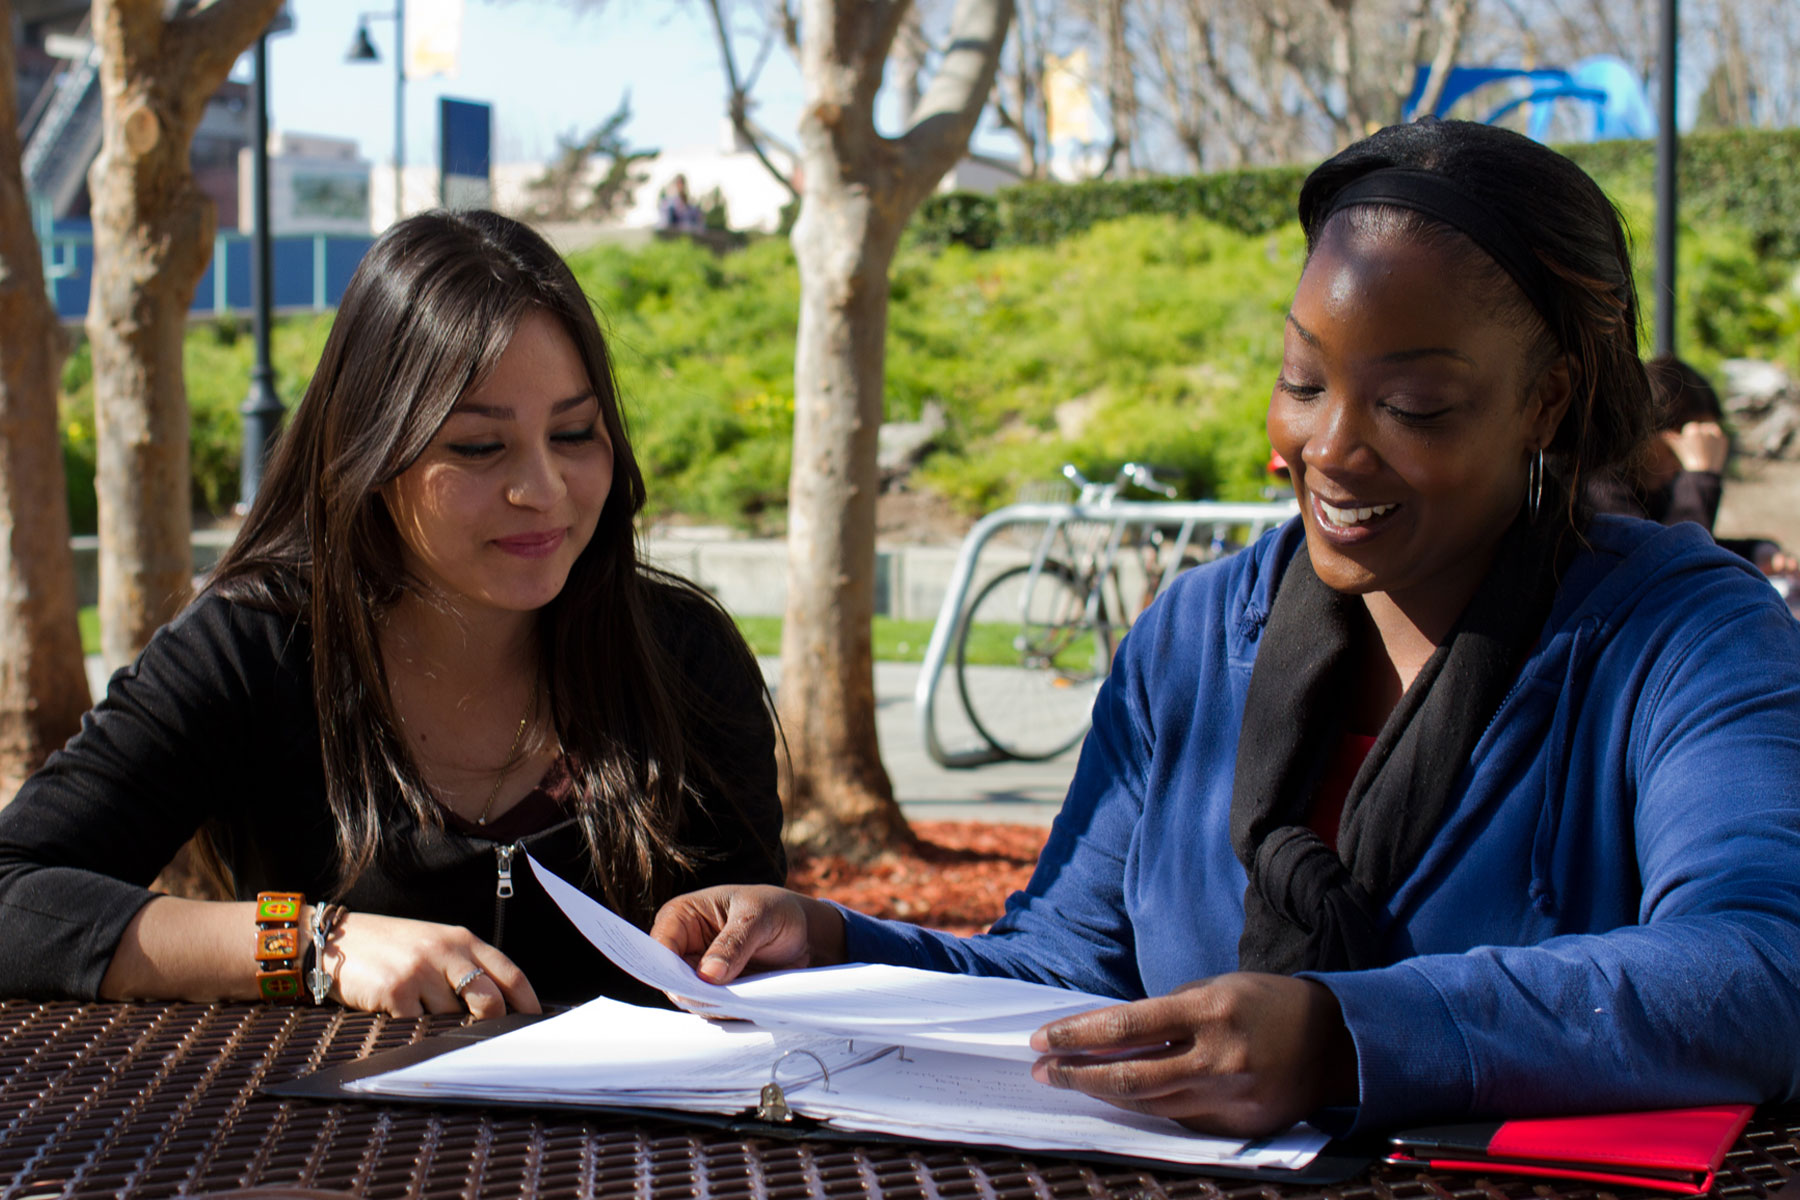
[952,463,1215,762]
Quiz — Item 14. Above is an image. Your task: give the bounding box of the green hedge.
[916,128,1800,258]
[1563,129,1800,259]
[915,165,1308,249]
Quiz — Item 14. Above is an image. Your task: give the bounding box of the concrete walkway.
[760,659,1076,827]
[83,656,1077,828]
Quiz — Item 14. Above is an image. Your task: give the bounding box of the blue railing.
[38,220,374,321]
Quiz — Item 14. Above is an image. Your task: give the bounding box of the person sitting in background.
[653,118,1800,1139]
[656,174,705,232]
[0,210,783,1017]
[1589,353,1797,576]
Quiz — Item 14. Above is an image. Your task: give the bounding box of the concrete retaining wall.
[638,531,1039,622]
[68,527,1048,625]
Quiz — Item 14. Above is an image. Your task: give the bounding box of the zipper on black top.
[493,842,518,950]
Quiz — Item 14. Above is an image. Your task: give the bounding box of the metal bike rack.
[916,498,1296,768]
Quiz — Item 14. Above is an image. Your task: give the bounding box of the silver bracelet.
[306,903,345,1006]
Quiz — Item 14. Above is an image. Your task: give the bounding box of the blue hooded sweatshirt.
[843,515,1800,1131]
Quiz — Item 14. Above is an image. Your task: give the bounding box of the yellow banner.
[405,0,463,80]
[1045,48,1096,143]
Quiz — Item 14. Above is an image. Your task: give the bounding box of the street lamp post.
[348,4,406,225]
[237,29,283,512]
[1654,0,1678,355]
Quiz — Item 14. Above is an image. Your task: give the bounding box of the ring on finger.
[452,966,488,997]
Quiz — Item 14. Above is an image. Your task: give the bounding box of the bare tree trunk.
[779,0,1011,859]
[1322,0,1368,146]
[1096,0,1136,177]
[1413,0,1475,119]
[1712,2,1752,127]
[0,1,88,802]
[86,0,282,670]
[783,202,908,855]
[992,0,1045,179]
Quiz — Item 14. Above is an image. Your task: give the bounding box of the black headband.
[1316,167,1560,341]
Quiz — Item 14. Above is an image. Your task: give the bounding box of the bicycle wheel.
[954,563,1113,761]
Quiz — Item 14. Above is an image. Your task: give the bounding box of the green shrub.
[576,235,801,525]
[1609,191,1800,374]
[1566,129,1800,260]
[915,165,1308,250]
[913,192,1000,250]
[58,313,334,533]
[914,129,1800,265]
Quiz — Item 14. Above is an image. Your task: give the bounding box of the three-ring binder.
[757,1047,836,1123]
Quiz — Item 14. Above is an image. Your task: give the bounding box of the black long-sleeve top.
[0,585,784,1005]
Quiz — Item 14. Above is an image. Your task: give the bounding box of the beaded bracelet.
[253,892,305,1003]
[306,903,346,1006]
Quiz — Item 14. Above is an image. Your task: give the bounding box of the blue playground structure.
[1403,55,1656,142]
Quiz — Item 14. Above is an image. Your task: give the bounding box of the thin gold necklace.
[475,686,535,826]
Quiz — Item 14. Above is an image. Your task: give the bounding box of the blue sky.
[257,0,810,167]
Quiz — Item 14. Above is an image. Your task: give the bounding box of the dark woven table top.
[0,1000,1793,1200]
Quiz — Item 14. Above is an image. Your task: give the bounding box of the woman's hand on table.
[650,886,846,983]
[328,912,539,1019]
[1029,972,1356,1139]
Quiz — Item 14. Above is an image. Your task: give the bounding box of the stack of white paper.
[347,856,1330,1173]
[352,997,1324,1170]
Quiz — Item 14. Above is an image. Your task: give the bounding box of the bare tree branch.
[171,0,286,89]
[703,0,801,199]
[901,0,1013,193]
[1414,0,1477,118]
[769,0,800,52]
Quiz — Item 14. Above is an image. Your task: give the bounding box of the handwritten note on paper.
[527,854,1116,1060]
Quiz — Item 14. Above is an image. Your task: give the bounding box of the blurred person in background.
[1589,353,1797,580]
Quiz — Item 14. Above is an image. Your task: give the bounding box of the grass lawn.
[79,606,1044,667]
[731,615,1026,665]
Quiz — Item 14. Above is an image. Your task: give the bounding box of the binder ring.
[771,1048,832,1092]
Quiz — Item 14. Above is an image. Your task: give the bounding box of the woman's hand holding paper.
[651,885,846,982]
[1027,973,1356,1139]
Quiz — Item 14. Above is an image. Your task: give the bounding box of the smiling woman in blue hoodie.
[652,120,1800,1137]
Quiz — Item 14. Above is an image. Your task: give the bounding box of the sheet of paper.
[787,1048,1328,1169]
[528,858,735,1002]
[528,854,1117,1060]
[349,997,884,1111]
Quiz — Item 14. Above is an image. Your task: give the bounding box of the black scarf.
[1230,516,1561,974]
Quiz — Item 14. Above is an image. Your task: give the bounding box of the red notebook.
[1386,1104,1754,1194]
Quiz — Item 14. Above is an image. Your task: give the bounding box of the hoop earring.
[1527,448,1544,523]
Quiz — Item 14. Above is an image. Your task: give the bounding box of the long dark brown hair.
[209,209,766,920]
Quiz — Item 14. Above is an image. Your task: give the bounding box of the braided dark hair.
[1298,119,1653,529]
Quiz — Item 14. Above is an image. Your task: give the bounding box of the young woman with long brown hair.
[0,210,783,1017]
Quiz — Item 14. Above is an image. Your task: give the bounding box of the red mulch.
[788,821,1051,936]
